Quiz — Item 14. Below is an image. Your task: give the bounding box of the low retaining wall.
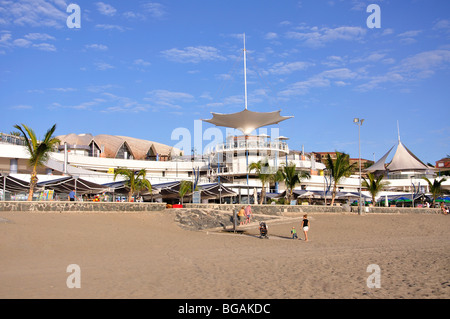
[0,201,441,215]
[185,203,348,215]
[0,201,166,212]
[366,206,441,214]
[184,203,441,215]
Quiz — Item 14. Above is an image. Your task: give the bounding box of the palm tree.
[113,168,151,202]
[279,163,311,203]
[326,152,356,206]
[248,160,275,204]
[13,123,60,201]
[422,177,447,207]
[362,173,389,205]
[179,180,193,205]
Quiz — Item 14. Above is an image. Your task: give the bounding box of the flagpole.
[243,33,248,110]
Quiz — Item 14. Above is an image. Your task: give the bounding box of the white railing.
[216,141,289,153]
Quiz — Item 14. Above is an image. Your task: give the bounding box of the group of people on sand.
[237,206,310,241]
[291,214,310,242]
[238,205,253,225]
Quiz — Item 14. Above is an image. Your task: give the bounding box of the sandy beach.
[0,210,449,299]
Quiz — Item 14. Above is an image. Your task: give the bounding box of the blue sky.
[1,0,449,165]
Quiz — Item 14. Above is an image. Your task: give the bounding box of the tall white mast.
[243,33,248,110]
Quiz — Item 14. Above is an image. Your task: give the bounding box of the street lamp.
[353,118,364,215]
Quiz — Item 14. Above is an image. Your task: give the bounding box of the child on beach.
[301,214,310,241]
[238,206,246,225]
[291,227,298,240]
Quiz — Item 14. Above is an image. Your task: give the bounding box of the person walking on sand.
[244,205,253,225]
[238,206,246,226]
[301,214,310,241]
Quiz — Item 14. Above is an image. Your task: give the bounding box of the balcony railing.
[215,141,289,153]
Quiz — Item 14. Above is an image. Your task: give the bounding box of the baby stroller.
[259,221,269,239]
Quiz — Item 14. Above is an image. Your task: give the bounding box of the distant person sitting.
[68,189,76,201]
[441,203,448,215]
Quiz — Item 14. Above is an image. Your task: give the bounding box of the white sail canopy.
[365,146,394,172]
[365,141,429,172]
[388,141,429,171]
[202,109,293,135]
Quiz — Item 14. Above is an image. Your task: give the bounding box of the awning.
[37,176,107,194]
[102,180,157,195]
[0,174,30,193]
[198,183,237,199]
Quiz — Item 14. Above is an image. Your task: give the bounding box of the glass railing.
[216,141,288,152]
[0,133,28,146]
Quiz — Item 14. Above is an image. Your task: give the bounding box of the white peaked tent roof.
[202,109,293,135]
[365,141,429,172]
[365,146,394,172]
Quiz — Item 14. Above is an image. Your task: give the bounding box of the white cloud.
[145,89,194,109]
[322,55,348,67]
[286,26,366,47]
[142,2,166,18]
[50,87,77,92]
[279,68,357,96]
[10,104,33,110]
[13,38,31,48]
[85,44,108,51]
[96,2,117,16]
[397,30,422,38]
[268,61,313,75]
[356,50,450,91]
[95,62,115,70]
[395,49,450,74]
[24,33,56,41]
[434,19,450,32]
[133,59,151,67]
[161,46,226,63]
[351,52,386,64]
[0,0,67,28]
[32,43,56,51]
[264,32,278,40]
[96,24,126,32]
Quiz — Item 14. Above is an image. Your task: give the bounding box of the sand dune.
[0,211,449,299]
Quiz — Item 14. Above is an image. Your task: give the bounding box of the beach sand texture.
[0,211,449,299]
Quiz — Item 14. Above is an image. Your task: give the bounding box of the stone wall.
[0,201,166,213]
[185,203,348,215]
[365,206,441,214]
[184,203,441,215]
[0,201,441,215]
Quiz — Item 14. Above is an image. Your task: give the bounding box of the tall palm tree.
[113,168,151,202]
[326,152,356,206]
[362,173,389,205]
[13,123,60,201]
[279,163,311,203]
[422,177,447,207]
[248,160,275,204]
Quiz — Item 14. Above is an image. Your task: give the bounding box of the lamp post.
[353,118,364,215]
